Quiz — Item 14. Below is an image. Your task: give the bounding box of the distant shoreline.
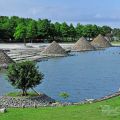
[0,42,119,50]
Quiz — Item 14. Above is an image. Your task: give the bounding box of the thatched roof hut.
[41,41,67,56]
[0,49,13,66]
[72,37,95,51]
[91,34,112,48]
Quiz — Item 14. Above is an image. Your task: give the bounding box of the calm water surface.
[1,47,120,102]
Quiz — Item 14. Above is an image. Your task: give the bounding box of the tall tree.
[49,23,56,42]
[14,23,27,45]
[60,22,69,42]
[37,19,51,40]
[76,23,83,39]
[9,16,20,40]
[0,16,10,39]
[26,20,37,43]
[68,23,76,41]
[54,22,62,41]
[82,25,92,40]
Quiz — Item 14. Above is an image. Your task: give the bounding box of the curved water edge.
[1,47,120,103]
[0,91,120,108]
[36,47,120,102]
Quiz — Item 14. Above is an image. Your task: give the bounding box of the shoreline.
[1,44,118,63]
[0,91,120,108]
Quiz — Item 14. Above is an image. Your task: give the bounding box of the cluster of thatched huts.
[41,34,112,56]
[0,34,112,67]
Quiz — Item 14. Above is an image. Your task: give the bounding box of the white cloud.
[94,14,103,19]
[0,0,120,27]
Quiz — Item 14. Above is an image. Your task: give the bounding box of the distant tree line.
[0,16,120,43]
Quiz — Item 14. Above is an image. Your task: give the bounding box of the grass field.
[0,96,120,120]
[6,92,38,97]
[111,41,120,45]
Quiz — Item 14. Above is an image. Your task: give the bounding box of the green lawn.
[1,96,120,120]
[111,41,120,45]
[6,92,39,97]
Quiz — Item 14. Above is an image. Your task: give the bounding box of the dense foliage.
[7,61,44,96]
[0,16,119,43]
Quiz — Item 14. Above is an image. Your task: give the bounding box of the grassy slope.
[0,96,120,120]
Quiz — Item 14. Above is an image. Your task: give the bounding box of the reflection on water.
[1,47,120,102]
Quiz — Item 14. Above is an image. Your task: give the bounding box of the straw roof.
[0,49,13,65]
[91,34,112,48]
[41,41,67,56]
[72,37,95,51]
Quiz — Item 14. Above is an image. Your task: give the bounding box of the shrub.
[7,61,44,96]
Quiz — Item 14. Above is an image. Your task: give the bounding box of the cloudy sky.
[0,0,120,27]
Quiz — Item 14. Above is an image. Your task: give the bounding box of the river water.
[1,47,120,102]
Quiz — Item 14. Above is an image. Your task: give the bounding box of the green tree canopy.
[0,16,10,39]
[49,23,56,41]
[76,23,84,38]
[37,19,51,39]
[0,15,116,43]
[14,23,27,45]
[7,61,44,96]
[26,20,37,42]
[68,23,76,41]
[54,22,62,36]
[101,26,112,35]
[60,22,69,41]
[9,16,20,39]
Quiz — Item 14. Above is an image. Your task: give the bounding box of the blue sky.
[0,0,120,27]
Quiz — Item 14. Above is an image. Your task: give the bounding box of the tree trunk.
[22,89,25,96]
[53,36,55,41]
[24,38,26,46]
[22,88,27,96]
[66,37,67,41]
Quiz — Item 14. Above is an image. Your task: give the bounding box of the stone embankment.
[0,94,55,108]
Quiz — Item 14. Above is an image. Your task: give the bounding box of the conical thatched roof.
[91,34,112,48]
[41,41,67,56]
[72,37,95,51]
[0,49,13,65]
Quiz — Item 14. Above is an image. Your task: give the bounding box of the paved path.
[0,43,74,49]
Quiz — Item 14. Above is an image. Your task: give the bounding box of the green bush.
[7,61,44,96]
